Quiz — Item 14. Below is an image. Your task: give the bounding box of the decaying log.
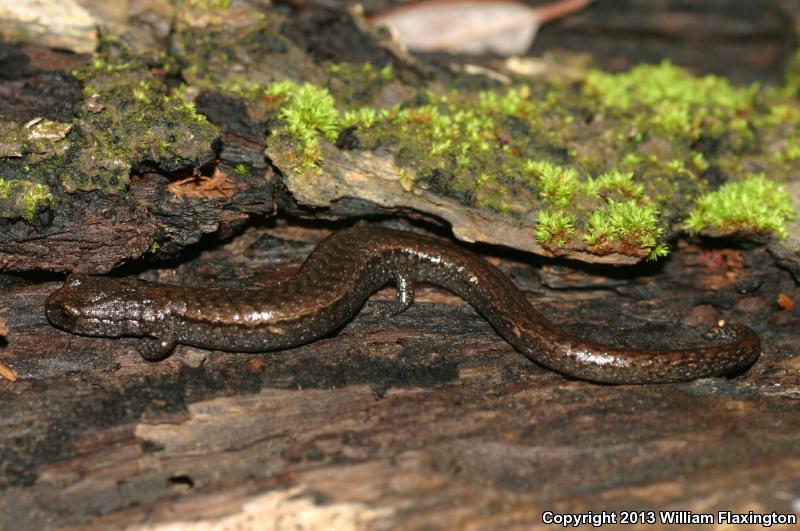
[0,1,799,529]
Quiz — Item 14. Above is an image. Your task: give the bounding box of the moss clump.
[342,107,381,129]
[0,44,221,224]
[583,60,756,139]
[23,183,52,221]
[267,81,340,166]
[525,161,579,207]
[583,208,613,249]
[259,67,711,259]
[224,40,800,261]
[606,200,667,259]
[584,170,644,199]
[189,0,232,9]
[0,179,53,221]
[536,209,576,249]
[786,47,800,97]
[64,51,219,192]
[523,160,667,258]
[686,174,796,239]
[582,202,668,260]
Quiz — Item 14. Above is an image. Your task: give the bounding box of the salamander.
[45,225,760,384]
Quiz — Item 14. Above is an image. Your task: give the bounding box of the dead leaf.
[777,292,795,312]
[370,0,592,56]
[167,167,240,199]
[249,356,266,374]
[0,361,17,382]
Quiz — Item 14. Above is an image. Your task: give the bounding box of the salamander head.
[46,274,150,337]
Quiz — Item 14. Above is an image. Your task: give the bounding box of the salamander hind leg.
[374,273,415,317]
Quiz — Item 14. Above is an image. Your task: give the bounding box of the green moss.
[65,50,219,192]
[186,0,232,11]
[647,243,670,261]
[343,107,380,128]
[265,79,298,99]
[786,46,800,96]
[259,68,682,258]
[607,199,663,251]
[478,86,533,116]
[582,199,666,258]
[583,60,757,139]
[690,152,709,173]
[0,179,53,221]
[243,58,793,260]
[536,209,576,249]
[583,208,614,249]
[234,164,249,176]
[154,25,800,262]
[0,43,224,225]
[23,183,52,221]
[686,174,796,239]
[380,65,394,81]
[771,138,800,164]
[584,169,643,199]
[525,161,579,207]
[266,80,341,167]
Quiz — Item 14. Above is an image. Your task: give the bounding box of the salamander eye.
[59,303,81,318]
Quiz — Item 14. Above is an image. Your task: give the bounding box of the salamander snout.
[45,274,101,328]
[45,292,81,328]
[46,274,150,337]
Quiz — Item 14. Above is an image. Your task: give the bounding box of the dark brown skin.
[45,225,761,384]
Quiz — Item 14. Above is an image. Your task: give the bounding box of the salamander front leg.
[137,335,177,361]
[375,273,415,317]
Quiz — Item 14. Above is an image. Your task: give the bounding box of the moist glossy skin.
[45,225,761,384]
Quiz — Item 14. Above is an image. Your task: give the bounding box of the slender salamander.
[45,225,760,384]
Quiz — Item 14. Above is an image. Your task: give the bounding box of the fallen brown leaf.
[777,292,795,312]
[0,361,17,382]
[370,0,592,55]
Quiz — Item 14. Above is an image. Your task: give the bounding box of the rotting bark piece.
[3,2,800,274]
[172,0,323,91]
[273,142,642,265]
[0,190,157,272]
[259,51,799,264]
[0,42,276,272]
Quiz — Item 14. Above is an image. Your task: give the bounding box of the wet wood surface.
[1,222,799,529]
